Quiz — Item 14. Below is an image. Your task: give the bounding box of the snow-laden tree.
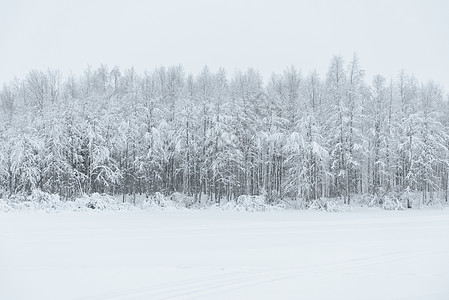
[345,54,367,202]
[324,56,351,202]
[410,82,447,205]
[230,69,265,196]
[0,59,448,206]
[284,70,328,205]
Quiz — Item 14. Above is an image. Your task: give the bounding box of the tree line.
[1,55,448,206]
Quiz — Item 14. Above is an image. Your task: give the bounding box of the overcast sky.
[1,0,448,92]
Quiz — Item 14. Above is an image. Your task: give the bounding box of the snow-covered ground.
[1,208,448,300]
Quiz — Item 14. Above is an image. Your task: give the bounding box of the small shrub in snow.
[237,195,267,211]
[367,192,405,210]
[308,198,350,212]
[382,195,405,210]
[308,199,324,211]
[81,193,121,210]
[1,190,63,212]
[29,189,61,211]
[221,195,278,212]
[71,197,89,211]
[7,192,28,203]
[368,194,381,207]
[140,192,195,210]
[170,192,194,208]
[354,194,371,205]
[0,199,11,212]
[140,192,184,210]
[142,192,166,207]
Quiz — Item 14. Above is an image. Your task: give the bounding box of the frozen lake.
[1,208,448,299]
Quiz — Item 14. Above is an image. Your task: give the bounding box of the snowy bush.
[0,190,63,212]
[382,196,405,210]
[381,193,405,210]
[0,191,194,212]
[237,195,267,211]
[354,194,371,205]
[367,194,381,207]
[29,189,62,211]
[0,199,12,212]
[221,195,281,212]
[7,192,28,204]
[153,192,166,205]
[170,192,194,208]
[308,198,350,212]
[366,192,406,210]
[78,193,122,211]
[140,192,185,210]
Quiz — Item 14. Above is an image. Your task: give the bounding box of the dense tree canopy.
[1,56,448,206]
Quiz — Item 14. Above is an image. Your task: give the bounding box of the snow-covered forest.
[1,55,448,207]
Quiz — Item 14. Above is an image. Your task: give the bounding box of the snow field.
[1,208,448,299]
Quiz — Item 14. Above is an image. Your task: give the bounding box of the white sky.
[1,0,448,92]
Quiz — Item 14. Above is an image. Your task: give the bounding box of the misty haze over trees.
[1,55,448,207]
